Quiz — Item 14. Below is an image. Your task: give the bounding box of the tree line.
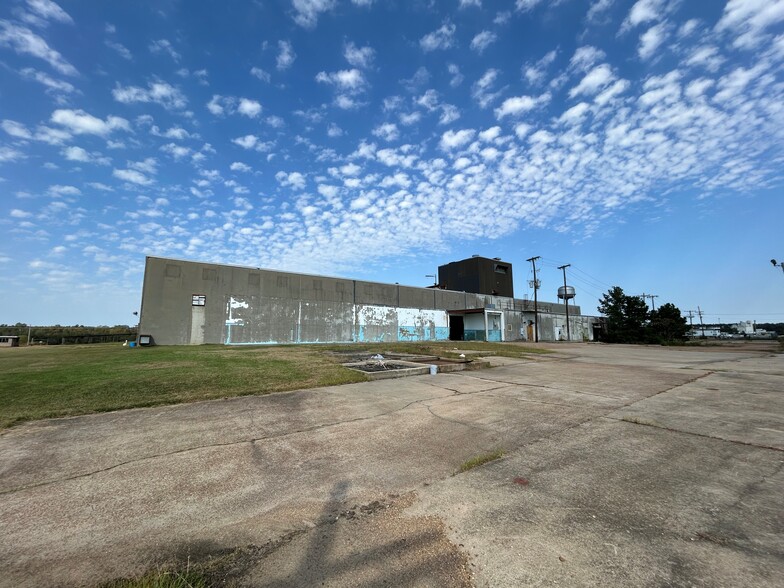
[597,287,689,344]
[0,324,136,345]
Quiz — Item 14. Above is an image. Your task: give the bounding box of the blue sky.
[1,0,782,326]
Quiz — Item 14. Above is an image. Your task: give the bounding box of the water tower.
[557,285,576,341]
[557,286,576,301]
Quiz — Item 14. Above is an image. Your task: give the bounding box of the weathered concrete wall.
[139,256,597,345]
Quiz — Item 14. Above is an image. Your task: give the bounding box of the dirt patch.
[118,494,474,588]
[233,493,474,587]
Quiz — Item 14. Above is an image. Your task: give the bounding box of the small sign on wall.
[192,294,206,306]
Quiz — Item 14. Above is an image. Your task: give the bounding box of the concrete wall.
[139,256,600,345]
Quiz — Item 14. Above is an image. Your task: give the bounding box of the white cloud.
[26,0,74,25]
[151,125,193,140]
[470,30,497,54]
[231,135,274,152]
[62,145,110,165]
[207,95,231,116]
[87,182,113,191]
[448,63,464,87]
[685,45,724,72]
[105,39,132,60]
[20,67,76,93]
[291,0,335,28]
[11,208,32,218]
[417,89,440,111]
[420,22,456,52]
[275,170,306,189]
[267,115,285,128]
[128,158,157,174]
[112,82,187,110]
[515,0,544,11]
[0,20,78,75]
[569,64,615,97]
[716,0,784,49]
[33,125,71,144]
[230,162,252,172]
[50,109,130,136]
[440,128,475,150]
[327,123,343,137]
[372,123,399,142]
[250,67,270,82]
[439,105,461,125]
[344,42,375,68]
[335,95,361,110]
[2,119,33,139]
[523,50,557,85]
[494,95,538,118]
[277,40,296,70]
[621,0,672,32]
[638,24,668,60]
[48,184,80,196]
[460,0,481,7]
[237,98,262,118]
[0,146,25,162]
[594,79,629,105]
[479,126,501,142]
[472,68,504,108]
[232,135,260,149]
[587,0,615,23]
[160,143,191,160]
[149,39,181,61]
[559,102,590,124]
[113,168,153,186]
[315,68,366,92]
[570,45,606,71]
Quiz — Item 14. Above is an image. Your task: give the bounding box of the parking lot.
[1,342,781,587]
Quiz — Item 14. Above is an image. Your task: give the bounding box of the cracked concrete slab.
[0,342,781,587]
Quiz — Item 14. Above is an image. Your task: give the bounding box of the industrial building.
[138,255,601,346]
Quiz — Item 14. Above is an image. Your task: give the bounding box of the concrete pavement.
[0,343,781,586]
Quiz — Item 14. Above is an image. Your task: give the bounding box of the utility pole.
[558,264,571,342]
[685,310,695,337]
[697,306,705,338]
[640,293,658,310]
[527,256,540,342]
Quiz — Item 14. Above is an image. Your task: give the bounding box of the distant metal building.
[0,335,20,348]
[138,256,600,345]
[438,255,514,297]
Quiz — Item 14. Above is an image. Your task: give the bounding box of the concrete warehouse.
[138,256,601,346]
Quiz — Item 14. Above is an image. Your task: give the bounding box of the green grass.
[0,340,546,429]
[0,344,366,428]
[459,449,505,473]
[100,568,209,588]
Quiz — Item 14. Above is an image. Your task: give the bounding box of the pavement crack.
[606,416,784,453]
[0,393,454,496]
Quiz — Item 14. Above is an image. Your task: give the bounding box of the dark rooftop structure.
[438,255,514,298]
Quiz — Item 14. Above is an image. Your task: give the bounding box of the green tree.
[647,302,689,342]
[597,286,650,343]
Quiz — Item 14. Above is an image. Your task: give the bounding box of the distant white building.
[736,321,755,335]
[688,327,722,338]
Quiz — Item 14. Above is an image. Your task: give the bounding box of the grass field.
[0,341,548,428]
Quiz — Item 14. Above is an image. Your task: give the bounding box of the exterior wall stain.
[139,256,602,345]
